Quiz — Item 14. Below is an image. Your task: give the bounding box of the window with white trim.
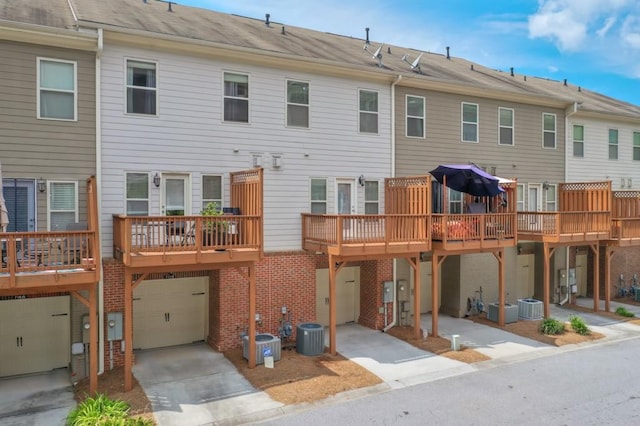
[38,58,76,120]
[498,107,513,145]
[545,184,557,211]
[126,173,149,216]
[286,80,309,128]
[364,181,379,214]
[48,181,78,231]
[543,113,556,148]
[516,184,525,211]
[202,175,222,212]
[609,128,618,160]
[359,90,378,133]
[406,95,425,138]
[224,72,249,122]
[126,60,157,115]
[634,132,640,161]
[573,125,584,158]
[448,190,462,214]
[462,102,478,142]
[310,178,327,213]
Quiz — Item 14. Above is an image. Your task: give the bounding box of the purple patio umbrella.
[430,164,504,197]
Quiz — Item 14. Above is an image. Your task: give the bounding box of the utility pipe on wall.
[95,27,105,374]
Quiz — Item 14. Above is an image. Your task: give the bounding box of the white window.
[286,80,309,128]
[543,113,556,148]
[48,181,78,231]
[498,107,514,146]
[448,190,462,214]
[224,72,249,122]
[310,178,327,213]
[406,95,425,138]
[126,173,149,216]
[359,90,378,134]
[364,181,379,214]
[634,132,640,161]
[37,58,76,120]
[462,103,478,142]
[573,125,584,158]
[126,60,157,115]
[609,129,618,160]
[202,175,222,211]
[545,184,557,211]
[516,184,525,211]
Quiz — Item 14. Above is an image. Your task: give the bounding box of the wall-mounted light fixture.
[37,177,46,193]
[153,173,161,188]
[358,175,365,187]
[542,181,550,191]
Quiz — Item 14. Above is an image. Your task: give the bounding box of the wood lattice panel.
[559,181,611,211]
[385,175,431,215]
[612,191,640,218]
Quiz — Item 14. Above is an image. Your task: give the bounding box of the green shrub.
[66,394,152,426]
[615,306,635,318]
[569,315,590,335]
[539,317,565,335]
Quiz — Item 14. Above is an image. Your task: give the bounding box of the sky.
[178,0,640,107]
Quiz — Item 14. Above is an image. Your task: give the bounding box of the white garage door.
[316,267,360,327]
[133,277,208,350]
[0,296,70,377]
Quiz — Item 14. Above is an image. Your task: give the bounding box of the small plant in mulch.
[539,317,565,335]
[568,315,590,336]
[615,306,635,318]
[66,393,153,426]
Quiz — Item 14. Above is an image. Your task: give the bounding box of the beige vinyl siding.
[0,41,96,231]
[394,87,565,185]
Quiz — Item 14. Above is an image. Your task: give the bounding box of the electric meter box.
[382,281,394,303]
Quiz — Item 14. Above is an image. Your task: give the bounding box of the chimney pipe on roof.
[510,67,514,77]
[446,46,450,59]
[281,25,286,35]
[265,13,270,26]
[365,27,370,44]
[168,1,173,12]
[563,78,567,86]
[524,75,527,81]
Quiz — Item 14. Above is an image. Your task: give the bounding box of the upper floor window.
[542,113,556,148]
[286,80,309,128]
[498,107,514,146]
[224,72,249,122]
[609,129,618,160]
[448,190,462,214]
[516,184,525,211]
[126,173,149,216]
[364,181,379,214]
[634,132,640,161]
[545,184,557,211]
[38,58,76,120]
[202,175,222,211]
[359,90,378,134]
[48,181,78,231]
[126,60,157,115]
[406,95,425,138]
[310,178,327,213]
[573,125,584,158]
[462,103,478,143]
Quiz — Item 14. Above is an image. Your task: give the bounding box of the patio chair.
[61,222,88,264]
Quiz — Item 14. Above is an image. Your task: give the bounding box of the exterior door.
[162,174,190,216]
[2,179,36,231]
[316,267,360,326]
[576,253,587,296]
[336,179,355,214]
[528,184,542,212]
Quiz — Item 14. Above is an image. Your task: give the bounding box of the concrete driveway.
[0,368,75,426]
[132,342,283,425]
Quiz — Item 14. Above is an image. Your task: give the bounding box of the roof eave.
[0,19,98,51]
[572,108,640,124]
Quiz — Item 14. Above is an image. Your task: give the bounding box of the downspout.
[96,28,105,373]
[559,102,578,306]
[384,75,402,332]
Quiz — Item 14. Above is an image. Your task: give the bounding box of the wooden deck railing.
[0,230,98,287]
[301,214,431,254]
[431,213,515,243]
[517,211,611,237]
[113,214,262,260]
[611,218,640,240]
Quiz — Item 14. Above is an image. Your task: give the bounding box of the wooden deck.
[301,214,431,259]
[517,211,611,243]
[430,212,516,252]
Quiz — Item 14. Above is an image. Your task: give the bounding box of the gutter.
[384,75,402,333]
[95,27,105,374]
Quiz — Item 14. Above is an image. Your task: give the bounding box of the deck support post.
[493,249,505,326]
[407,257,421,339]
[248,263,257,368]
[604,247,614,312]
[590,244,600,312]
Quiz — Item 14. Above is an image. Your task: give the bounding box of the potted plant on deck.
[201,202,226,248]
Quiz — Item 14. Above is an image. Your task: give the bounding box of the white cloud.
[622,16,640,48]
[596,17,616,37]
[547,65,559,73]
